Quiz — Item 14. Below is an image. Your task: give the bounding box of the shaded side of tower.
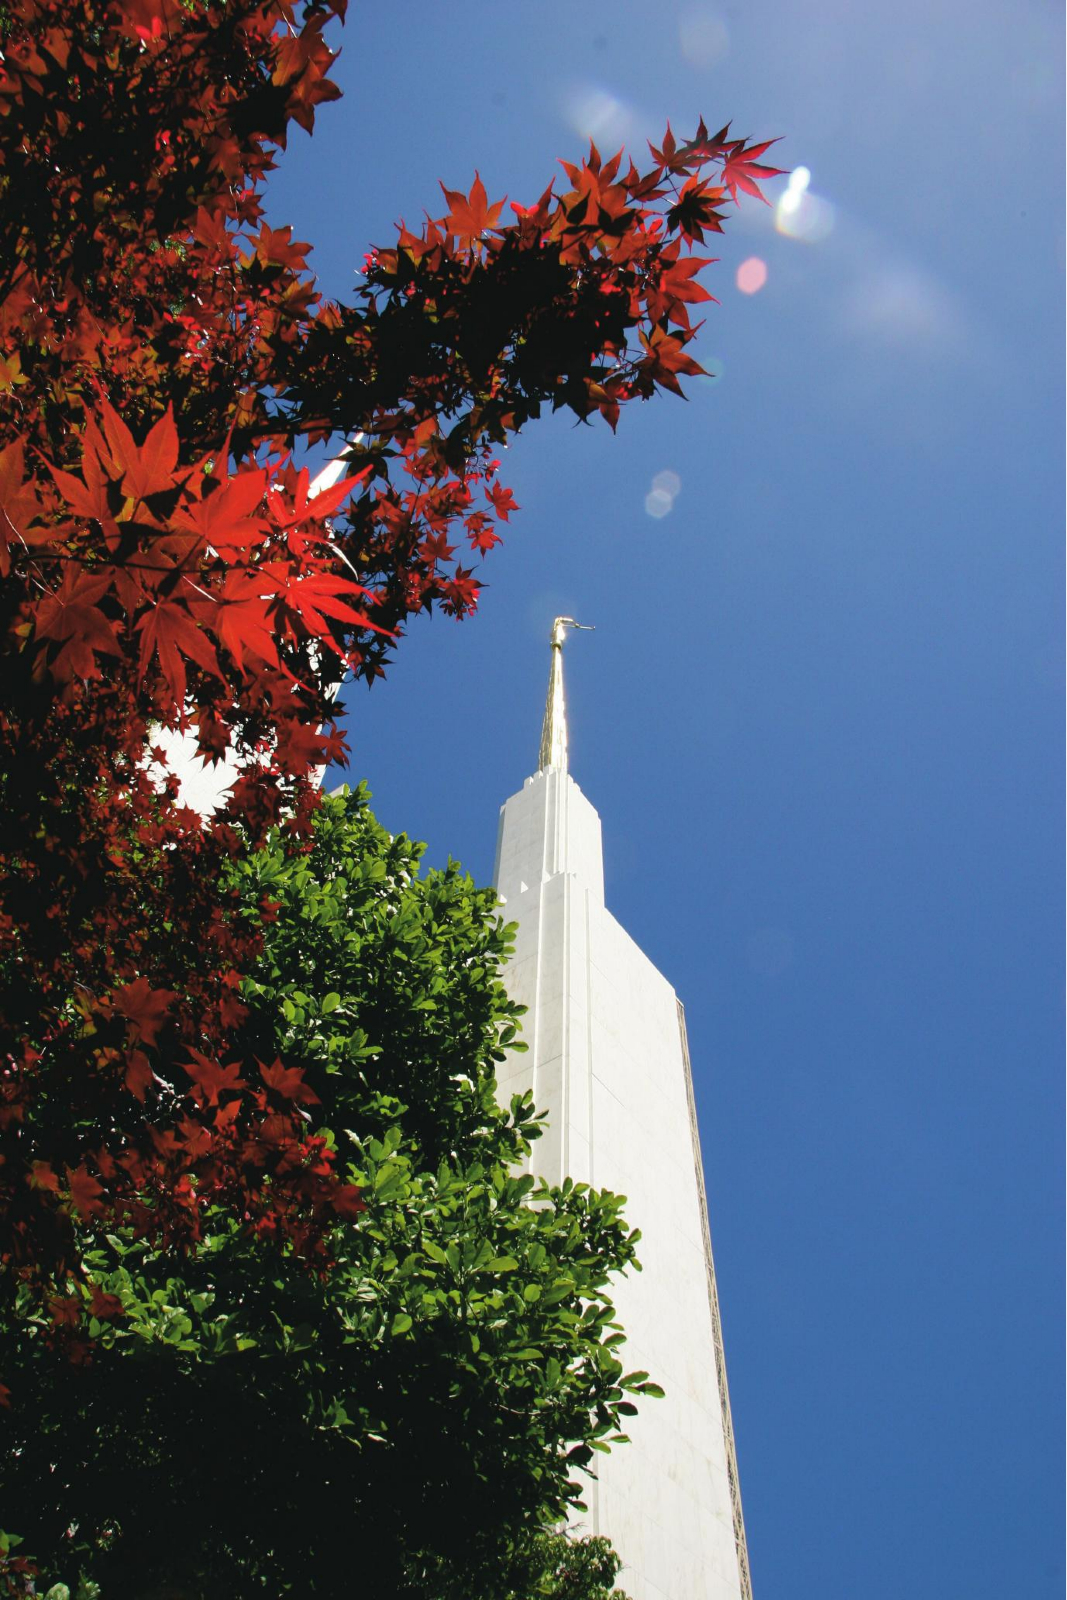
[493,766,752,1600]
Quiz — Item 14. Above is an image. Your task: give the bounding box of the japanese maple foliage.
[0,0,779,1373]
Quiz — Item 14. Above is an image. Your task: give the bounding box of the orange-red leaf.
[333,1184,365,1220]
[34,569,121,682]
[719,138,786,204]
[183,1049,247,1108]
[174,467,268,554]
[439,172,505,248]
[113,977,176,1046]
[260,1057,320,1105]
[88,1285,125,1320]
[66,1163,105,1217]
[136,599,225,707]
[124,1049,155,1102]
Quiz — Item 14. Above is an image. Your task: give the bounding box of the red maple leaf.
[50,1295,82,1327]
[177,1115,214,1160]
[260,1057,321,1105]
[638,327,705,396]
[281,572,393,641]
[648,123,679,167]
[183,1049,247,1108]
[273,717,334,774]
[34,568,121,683]
[270,465,371,531]
[136,598,225,708]
[439,172,505,248]
[0,437,45,575]
[484,481,519,520]
[666,175,727,244]
[442,567,480,616]
[218,969,249,1028]
[332,1184,365,1220]
[465,512,501,554]
[124,1049,155,1102]
[660,255,715,303]
[66,1164,105,1218]
[418,530,455,565]
[253,223,313,274]
[88,1285,125,1321]
[216,586,284,674]
[113,977,176,1046]
[719,138,786,204]
[118,404,180,501]
[174,466,268,554]
[29,1160,60,1193]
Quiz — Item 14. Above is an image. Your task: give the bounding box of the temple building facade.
[491,619,752,1600]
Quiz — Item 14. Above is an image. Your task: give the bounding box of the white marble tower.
[492,620,752,1600]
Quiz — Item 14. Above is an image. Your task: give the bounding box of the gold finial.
[538,616,594,774]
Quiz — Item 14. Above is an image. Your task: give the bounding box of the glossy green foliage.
[1,790,656,1596]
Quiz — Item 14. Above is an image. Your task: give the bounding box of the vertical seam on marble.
[676,997,754,1600]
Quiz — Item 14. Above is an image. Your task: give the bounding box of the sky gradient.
[267,5,1063,1595]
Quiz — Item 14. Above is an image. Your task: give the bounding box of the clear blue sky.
[269,4,1064,1594]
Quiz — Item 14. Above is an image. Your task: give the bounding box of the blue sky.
[269,4,1063,1594]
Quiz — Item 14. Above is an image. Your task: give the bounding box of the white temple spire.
[538,615,593,774]
[494,633,752,1600]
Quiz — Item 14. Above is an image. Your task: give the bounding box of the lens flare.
[736,257,767,295]
[775,165,834,243]
[652,470,681,498]
[645,468,681,518]
[563,84,633,147]
[679,9,729,68]
[777,166,810,216]
[696,355,726,386]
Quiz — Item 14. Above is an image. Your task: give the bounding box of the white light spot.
[775,166,834,243]
[778,165,811,215]
[652,470,681,498]
[645,488,674,519]
[562,84,634,147]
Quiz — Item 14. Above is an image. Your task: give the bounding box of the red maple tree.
[0,0,779,1403]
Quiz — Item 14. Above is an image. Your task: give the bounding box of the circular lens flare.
[736,257,768,295]
[652,470,681,498]
[775,166,834,243]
